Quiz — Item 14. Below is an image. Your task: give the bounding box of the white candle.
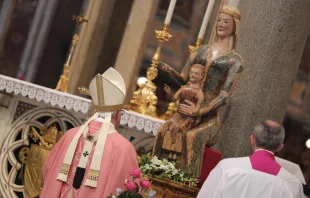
[198,0,216,40]
[164,0,177,25]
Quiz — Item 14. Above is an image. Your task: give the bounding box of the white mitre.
[57,67,126,188]
[89,67,126,113]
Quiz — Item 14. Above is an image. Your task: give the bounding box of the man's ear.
[250,135,255,144]
[250,134,257,150]
[276,144,284,153]
[116,111,121,121]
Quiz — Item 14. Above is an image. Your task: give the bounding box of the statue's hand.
[160,61,171,73]
[178,100,199,116]
[164,84,171,94]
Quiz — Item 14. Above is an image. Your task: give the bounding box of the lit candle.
[164,0,177,25]
[198,0,216,40]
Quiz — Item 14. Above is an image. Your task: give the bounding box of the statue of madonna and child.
[152,5,244,178]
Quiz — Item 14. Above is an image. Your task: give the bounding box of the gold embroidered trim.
[87,169,99,180]
[92,104,124,113]
[96,74,105,106]
[59,163,70,175]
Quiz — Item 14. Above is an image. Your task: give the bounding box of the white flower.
[150,156,158,163]
[148,190,157,198]
[159,165,168,170]
[151,156,163,166]
[116,188,123,196]
[168,163,175,169]
[162,159,169,164]
[172,170,178,175]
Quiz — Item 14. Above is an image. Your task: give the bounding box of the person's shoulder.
[278,168,304,197]
[229,51,244,67]
[60,126,80,139]
[278,167,303,185]
[215,157,253,179]
[217,157,250,170]
[112,132,135,150]
[220,157,249,165]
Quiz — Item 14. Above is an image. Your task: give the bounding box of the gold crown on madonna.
[220,5,241,20]
[88,67,126,113]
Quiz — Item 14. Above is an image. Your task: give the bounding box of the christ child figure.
[160,64,205,160]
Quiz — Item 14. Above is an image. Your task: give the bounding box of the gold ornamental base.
[24,145,51,198]
[144,176,199,198]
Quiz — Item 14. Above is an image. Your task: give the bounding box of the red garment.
[199,147,222,187]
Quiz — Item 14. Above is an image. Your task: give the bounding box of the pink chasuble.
[249,150,281,176]
[41,121,139,198]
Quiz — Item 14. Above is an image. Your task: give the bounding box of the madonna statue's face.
[216,13,234,38]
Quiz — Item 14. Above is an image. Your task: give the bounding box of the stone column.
[67,0,116,94]
[20,0,60,81]
[226,0,240,7]
[0,0,15,56]
[114,0,159,102]
[217,0,310,158]
[95,0,135,76]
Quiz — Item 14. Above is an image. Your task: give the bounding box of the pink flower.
[125,181,137,192]
[129,168,141,178]
[140,180,151,189]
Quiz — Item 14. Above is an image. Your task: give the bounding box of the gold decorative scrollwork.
[19,126,63,198]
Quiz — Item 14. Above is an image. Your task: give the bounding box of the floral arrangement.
[107,168,156,198]
[139,155,199,187]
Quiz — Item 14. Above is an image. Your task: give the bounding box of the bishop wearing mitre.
[41,68,139,197]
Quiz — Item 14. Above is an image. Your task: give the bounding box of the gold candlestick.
[56,9,89,92]
[188,38,203,53]
[126,24,172,117]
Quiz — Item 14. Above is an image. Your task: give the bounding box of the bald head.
[252,120,285,152]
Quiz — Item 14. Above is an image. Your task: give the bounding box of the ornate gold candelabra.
[127,24,172,117]
[160,101,178,121]
[56,10,89,92]
[188,38,203,53]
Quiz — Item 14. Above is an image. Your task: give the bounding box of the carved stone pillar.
[20,0,60,81]
[217,0,310,158]
[226,0,240,7]
[0,0,15,57]
[0,0,41,77]
[68,0,116,94]
[114,0,159,102]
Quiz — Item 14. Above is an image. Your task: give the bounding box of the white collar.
[255,149,274,155]
[82,122,116,141]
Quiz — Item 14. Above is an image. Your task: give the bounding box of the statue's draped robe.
[41,121,139,198]
[197,150,304,198]
[162,87,201,153]
[153,45,244,177]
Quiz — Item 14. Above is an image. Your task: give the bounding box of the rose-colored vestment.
[41,121,139,198]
